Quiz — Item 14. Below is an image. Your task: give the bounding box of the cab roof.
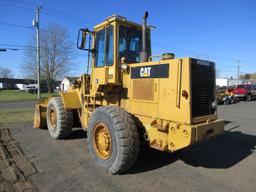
[94,14,143,30]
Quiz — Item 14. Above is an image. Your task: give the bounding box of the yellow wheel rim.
[93,123,112,160]
[49,107,57,130]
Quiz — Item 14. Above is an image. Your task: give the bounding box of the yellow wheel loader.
[34,12,224,174]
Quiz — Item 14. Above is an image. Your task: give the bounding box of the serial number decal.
[131,64,169,79]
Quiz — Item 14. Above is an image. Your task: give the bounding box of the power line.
[0,0,252,67]
[0,47,19,51]
[0,44,35,48]
[1,0,37,7]
[45,5,93,25]
[0,0,253,77]
[0,22,77,40]
[0,22,33,30]
[0,0,95,27]
[40,28,77,40]
[0,22,251,71]
[20,0,95,26]
[0,1,34,10]
[0,44,81,53]
[43,11,90,27]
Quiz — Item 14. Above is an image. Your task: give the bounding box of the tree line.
[0,67,13,78]
[239,73,256,80]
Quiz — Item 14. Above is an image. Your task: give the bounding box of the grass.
[0,90,57,103]
[0,108,34,125]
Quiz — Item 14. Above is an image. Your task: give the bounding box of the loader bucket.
[33,98,49,129]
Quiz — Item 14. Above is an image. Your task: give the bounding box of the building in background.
[216,78,228,87]
[0,78,36,89]
[61,76,79,92]
[216,78,256,87]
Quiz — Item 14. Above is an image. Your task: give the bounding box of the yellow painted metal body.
[119,58,224,151]
[34,15,224,153]
[33,98,49,128]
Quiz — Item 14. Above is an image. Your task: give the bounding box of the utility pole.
[33,6,42,100]
[237,59,240,84]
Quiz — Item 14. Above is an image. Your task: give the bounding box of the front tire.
[87,106,139,174]
[46,97,73,139]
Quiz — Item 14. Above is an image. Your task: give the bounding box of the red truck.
[232,84,256,101]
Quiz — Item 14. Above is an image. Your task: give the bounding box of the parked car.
[29,87,49,94]
[17,84,27,91]
[232,84,256,101]
[24,84,38,93]
[27,87,38,94]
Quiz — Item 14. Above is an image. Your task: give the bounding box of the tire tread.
[47,97,73,139]
[88,106,139,174]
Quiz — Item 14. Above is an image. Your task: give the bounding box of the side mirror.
[77,28,89,50]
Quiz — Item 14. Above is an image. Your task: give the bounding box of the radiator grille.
[191,59,215,118]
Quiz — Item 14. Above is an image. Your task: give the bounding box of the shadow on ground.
[43,122,256,174]
[127,144,178,174]
[129,127,256,173]
[65,128,87,140]
[179,130,256,168]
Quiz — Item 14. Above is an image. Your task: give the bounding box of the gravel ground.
[1,101,256,192]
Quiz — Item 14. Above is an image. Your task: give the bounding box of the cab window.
[95,26,114,67]
[106,26,114,66]
[95,29,105,67]
[119,25,142,63]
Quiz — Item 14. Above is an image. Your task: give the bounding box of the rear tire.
[247,94,251,102]
[87,106,139,174]
[224,98,230,105]
[46,97,73,139]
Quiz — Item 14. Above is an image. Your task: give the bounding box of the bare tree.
[0,67,14,78]
[21,24,75,92]
[21,39,37,80]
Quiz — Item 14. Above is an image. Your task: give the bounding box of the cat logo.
[131,64,169,79]
[140,67,151,77]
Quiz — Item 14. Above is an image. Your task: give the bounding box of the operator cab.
[118,24,151,63]
[93,14,151,64]
[77,14,152,91]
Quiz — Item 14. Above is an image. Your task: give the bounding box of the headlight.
[121,63,128,71]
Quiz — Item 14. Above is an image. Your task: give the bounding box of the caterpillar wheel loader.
[34,12,224,174]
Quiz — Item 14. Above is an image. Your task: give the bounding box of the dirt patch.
[0,128,38,192]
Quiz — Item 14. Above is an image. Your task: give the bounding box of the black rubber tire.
[224,98,230,105]
[87,106,139,174]
[230,97,234,104]
[46,97,73,139]
[247,94,251,102]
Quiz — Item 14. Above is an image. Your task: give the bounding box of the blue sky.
[0,0,255,79]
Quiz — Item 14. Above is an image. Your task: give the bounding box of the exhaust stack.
[140,11,149,62]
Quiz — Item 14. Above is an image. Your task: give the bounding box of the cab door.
[91,25,116,92]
